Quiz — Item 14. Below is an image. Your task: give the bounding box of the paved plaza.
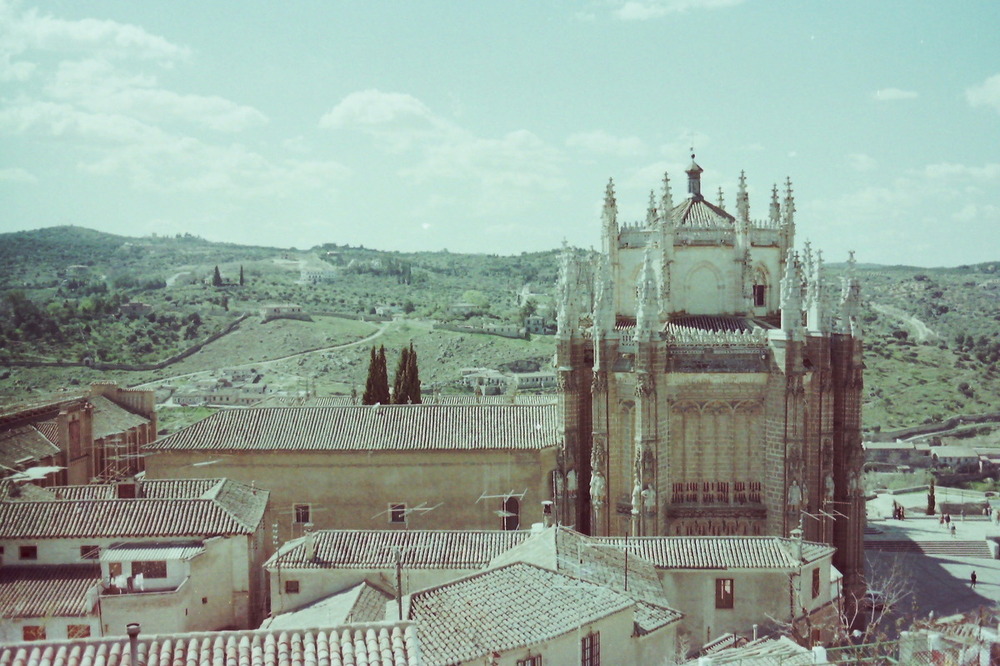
[865,486,1000,621]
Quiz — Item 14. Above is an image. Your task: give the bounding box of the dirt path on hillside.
[872,302,938,342]
[131,319,394,389]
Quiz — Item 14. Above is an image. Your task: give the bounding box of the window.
[715,578,734,609]
[581,632,600,666]
[68,625,91,639]
[753,284,766,307]
[812,567,821,599]
[23,626,46,641]
[80,545,100,560]
[293,503,311,524]
[285,580,300,594]
[19,545,37,560]
[517,656,542,666]
[132,560,167,579]
[389,503,407,524]
[502,497,520,531]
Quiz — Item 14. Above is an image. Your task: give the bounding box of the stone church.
[553,156,865,596]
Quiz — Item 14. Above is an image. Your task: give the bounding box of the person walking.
[971,571,977,588]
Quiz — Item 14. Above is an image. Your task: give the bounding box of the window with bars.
[581,632,600,666]
[293,504,311,524]
[735,481,747,504]
[80,545,100,560]
[671,483,685,503]
[749,481,762,503]
[22,626,45,641]
[516,656,542,666]
[812,568,821,599]
[686,481,698,503]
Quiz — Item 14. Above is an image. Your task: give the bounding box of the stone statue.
[787,480,803,509]
[642,486,657,514]
[824,473,835,501]
[631,482,642,515]
[590,471,606,506]
[566,469,578,496]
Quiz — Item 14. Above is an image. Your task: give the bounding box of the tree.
[212,266,223,287]
[927,477,936,515]
[239,265,245,286]
[392,343,421,404]
[362,345,390,405]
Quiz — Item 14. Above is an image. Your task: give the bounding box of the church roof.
[669,196,736,228]
[667,315,765,333]
[149,404,560,452]
[596,536,835,569]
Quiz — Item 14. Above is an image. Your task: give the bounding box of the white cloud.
[320,89,439,129]
[47,59,268,132]
[847,153,877,172]
[0,166,37,183]
[966,74,1000,113]
[11,6,190,62]
[613,0,743,21]
[872,88,918,101]
[566,130,645,157]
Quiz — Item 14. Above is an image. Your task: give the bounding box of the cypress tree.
[239,265,245,286]
[212,265,223,287]
[392,346,411,404]
[375,345,390,405]
[406,342,421,404]
[362,346,378,405]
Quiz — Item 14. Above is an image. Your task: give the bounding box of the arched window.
[753,267,769,308]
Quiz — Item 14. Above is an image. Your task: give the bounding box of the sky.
[0,0,997,267]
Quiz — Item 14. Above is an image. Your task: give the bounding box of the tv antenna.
[371,502,442,526]
[478,489,527,523]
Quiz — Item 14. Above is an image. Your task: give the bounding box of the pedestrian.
[971,571,977,588]
[951,523,957,537]
[946,514,951,525]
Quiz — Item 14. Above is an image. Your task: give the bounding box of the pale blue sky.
[1,0,998,266]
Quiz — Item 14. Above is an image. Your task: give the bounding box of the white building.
[0,477,269,640]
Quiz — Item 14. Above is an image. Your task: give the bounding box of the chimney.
[541,500,554,527]
[304,523,316,562]
[126,623,142,666]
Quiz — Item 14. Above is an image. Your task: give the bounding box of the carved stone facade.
[554,156,866,599]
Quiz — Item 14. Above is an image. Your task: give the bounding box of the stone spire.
[601,178,618,247]
[769,184,781,226]
[807,248,826,331]
[838,250,862,337]
[717,187,725,210]
[636,246,660,340]
[686,154,704,201]
[555,241,576,340]
[736,170,750,225]
[592,253,615,338]
[645,190,658,228]
[780,248,804,334]
[783,177,796,228]
[660,172,674,225]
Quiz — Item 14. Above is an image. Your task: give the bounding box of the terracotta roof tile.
[149,404,560,452]
[0,623,421,666]
[88,396,150,439]
[0,565,100,618]
[597,536,836,569]
[0,479,267,538]
[267,530,531,570]
[409,562,632,665]
[0,426,60,469]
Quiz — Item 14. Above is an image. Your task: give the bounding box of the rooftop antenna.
[370,501,442,527]
[478,489,528,526]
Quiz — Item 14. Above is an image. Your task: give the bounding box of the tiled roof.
[597,536,836,569]
[149,404,560,452]
[101,542,205,562]
[0,623,422,666]
[267,530,531,570]
[0,565,100,618]
[0,425,60,469]
[409,562,633,665]
[667,315,759,333]
[255,396,356,408]
[34,420,59,443]
[488,527,682,634]
[89,395,150,439]
[669,197,736,228]
[0,479,268,539]
[684,636,814,665]
[262,582,392,629]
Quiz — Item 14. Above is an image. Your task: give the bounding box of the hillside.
[0,226,997,432]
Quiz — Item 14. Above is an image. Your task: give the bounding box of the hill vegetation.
[0,226,997,433]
